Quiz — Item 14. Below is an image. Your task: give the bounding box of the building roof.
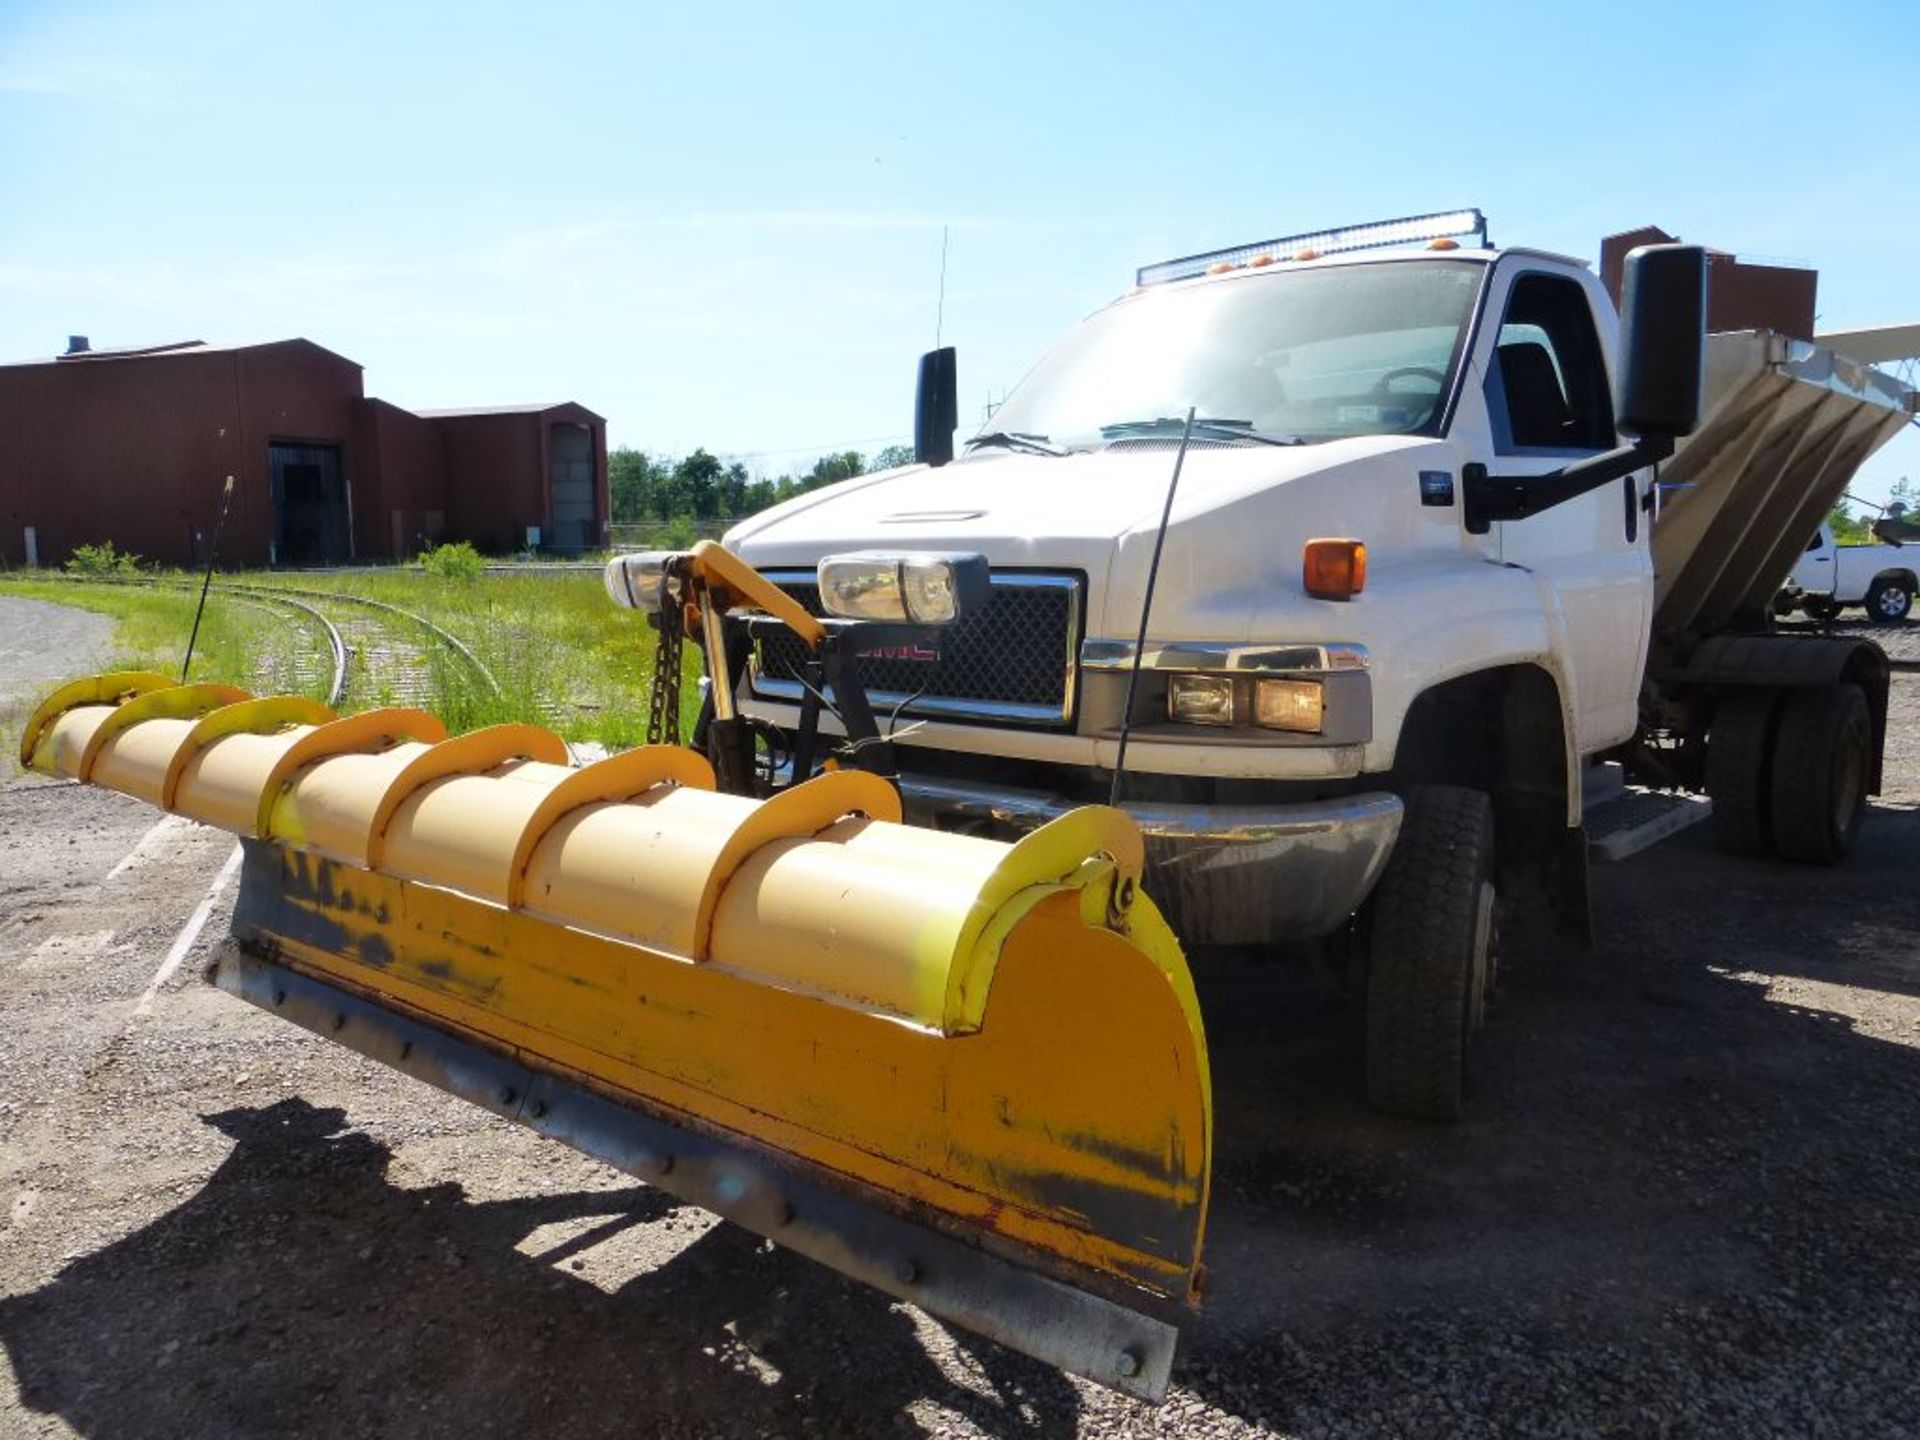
[411,402,581,418]
[0,337,362,370]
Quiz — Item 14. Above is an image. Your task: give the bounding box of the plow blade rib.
[21,677,1213,1400]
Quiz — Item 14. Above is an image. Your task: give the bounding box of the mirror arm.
[1462,435,1674,535]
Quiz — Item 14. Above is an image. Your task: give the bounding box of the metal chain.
[647,594,684,746]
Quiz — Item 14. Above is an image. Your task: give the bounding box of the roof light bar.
[1136,208,1489,287]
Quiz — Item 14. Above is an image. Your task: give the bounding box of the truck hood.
[726,434,1457,640]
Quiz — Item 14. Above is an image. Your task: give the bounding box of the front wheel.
[1362,785,1497,1122]
[1866,577,1913,624]
[1802,595,1842,623]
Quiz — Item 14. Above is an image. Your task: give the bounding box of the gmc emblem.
[858,643,941,663]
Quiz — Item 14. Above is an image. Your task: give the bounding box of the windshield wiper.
[967,430,1066,457]
[1099,416,1305,447]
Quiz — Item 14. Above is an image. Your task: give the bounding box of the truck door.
[1790,525,1835,594]
[1472,267,1650,752]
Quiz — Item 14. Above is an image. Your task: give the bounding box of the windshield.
[979,259,1485,451]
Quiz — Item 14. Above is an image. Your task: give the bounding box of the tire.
[1705,689,1780,857]
[1865,577,1912,624]
[1803,595,1841,623]
[1769,684,1871,865]
[1363,785,1496,1122]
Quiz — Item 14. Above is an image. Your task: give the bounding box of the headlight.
[1254,677,1324,733]
[604,551,679,611]
[1167,674,1236,726]
[816,552,988,625]
[1165,675,1326,732]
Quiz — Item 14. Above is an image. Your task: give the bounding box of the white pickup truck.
[1784,522,1918,622]
[722,211,1918,1118]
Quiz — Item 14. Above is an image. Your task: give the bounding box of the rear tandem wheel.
[1704,683,1871,864]
[1768,684,1871,864]
[1705,688,1780,857]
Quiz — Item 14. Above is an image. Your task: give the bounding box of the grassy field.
[2,568,700,758]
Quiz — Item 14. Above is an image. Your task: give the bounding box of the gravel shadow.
[1160,802,1920,1433]
[0,1099,1081,1440]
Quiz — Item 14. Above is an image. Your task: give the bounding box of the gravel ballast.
[2,607,1918,1438]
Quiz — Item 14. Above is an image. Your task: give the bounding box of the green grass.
[249,568,699,745]
[0,578,301,690]
[1,569,702,760]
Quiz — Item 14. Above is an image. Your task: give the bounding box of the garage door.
[549,425,595,552]
[270,443,349,566]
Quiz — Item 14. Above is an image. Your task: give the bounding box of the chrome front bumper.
[898,775,1404,945]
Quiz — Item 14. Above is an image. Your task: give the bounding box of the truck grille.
[750,571,1080,725]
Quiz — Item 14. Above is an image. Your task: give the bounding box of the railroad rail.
[15,573,497,712]
[242,582,501,710]
[218,587,349,707]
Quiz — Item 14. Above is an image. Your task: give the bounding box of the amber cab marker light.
[1302,539,1367,600]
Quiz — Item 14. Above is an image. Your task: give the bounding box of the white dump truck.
[1783,521,1919,622]
[722,210,1918,1119]
[25,214,1916,1397]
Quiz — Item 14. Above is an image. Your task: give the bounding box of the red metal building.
[0,337,608,568]
[1600,225,1818,338]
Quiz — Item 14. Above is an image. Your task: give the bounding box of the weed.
[64,542,144,577]
[418,541,484,581]
[4,569,701,750]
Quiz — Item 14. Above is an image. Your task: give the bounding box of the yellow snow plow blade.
[21,678,1212,1398]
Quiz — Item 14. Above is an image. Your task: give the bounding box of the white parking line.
[134,843,244,1016]
[106,814,194,880]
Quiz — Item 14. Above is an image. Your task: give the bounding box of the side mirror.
[914,346,958,468]
[1617,243,1706,440]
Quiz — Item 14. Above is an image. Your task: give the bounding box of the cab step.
[1585,787,1714,862]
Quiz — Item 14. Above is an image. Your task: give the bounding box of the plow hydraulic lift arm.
[19,548,1213,1402]
[612,539,982,797]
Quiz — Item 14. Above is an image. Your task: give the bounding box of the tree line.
[1829,475,1913,545]
[612,445,1907,554]
[609,444,914,525]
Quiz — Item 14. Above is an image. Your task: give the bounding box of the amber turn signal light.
[1302,539,1367,601]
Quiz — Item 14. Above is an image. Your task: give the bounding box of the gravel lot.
[0,600,115,779]
[2,604,1918,1439]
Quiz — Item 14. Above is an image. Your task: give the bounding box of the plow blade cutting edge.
[21,675,1212,1399]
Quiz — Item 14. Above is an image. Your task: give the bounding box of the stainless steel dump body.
[1652,331,1917,643]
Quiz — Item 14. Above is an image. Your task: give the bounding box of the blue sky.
[3,0,1916,495]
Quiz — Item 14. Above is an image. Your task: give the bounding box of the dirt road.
[2,610,1917,1438]
[0,599,115,780]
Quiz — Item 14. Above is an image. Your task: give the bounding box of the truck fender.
[1385,661,1587,940]
[1868,567,1919,600]
[1380,650,1582,825]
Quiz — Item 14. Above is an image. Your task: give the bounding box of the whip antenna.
[935,223,950,349]
[1109,406,1197,807]
[182,473,236,683]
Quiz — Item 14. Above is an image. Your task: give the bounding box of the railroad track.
[239,583,500,712]
[216,588,349,707]
[21,574,497,714]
